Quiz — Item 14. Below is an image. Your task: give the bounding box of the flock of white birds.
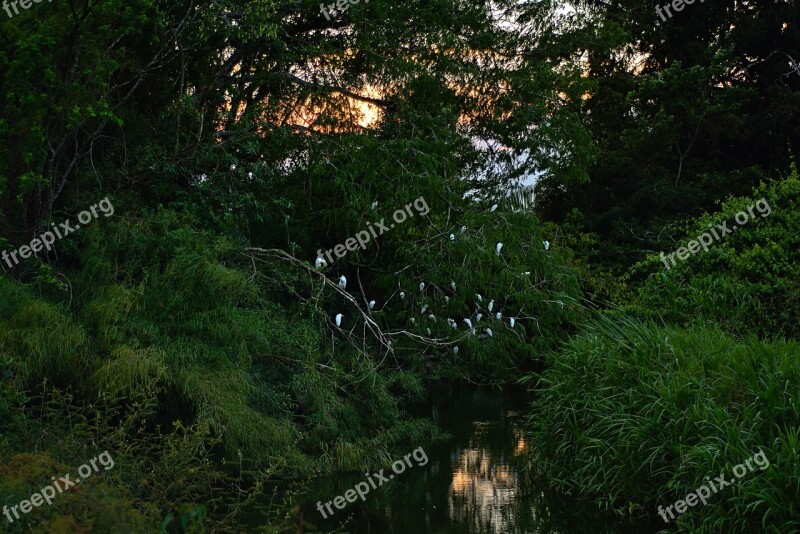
[316,203,552,352]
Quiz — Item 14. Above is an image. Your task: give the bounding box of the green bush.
[524,313,800,532]
[0,384,274,533]
[0,209,443,530]
[633,165,800,339]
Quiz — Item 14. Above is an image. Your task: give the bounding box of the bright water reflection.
[448,420,527,532]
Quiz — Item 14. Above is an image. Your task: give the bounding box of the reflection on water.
[449,422,525,533]
[298,383,652,533]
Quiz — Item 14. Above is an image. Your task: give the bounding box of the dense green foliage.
[635,166,800,339]
[0,0,588,529]
[0,0,798,531]
[525,167,800,532]
[526,313,800,532]
[518,3,800,531]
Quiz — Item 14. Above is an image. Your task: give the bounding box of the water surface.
[300,383,651,533]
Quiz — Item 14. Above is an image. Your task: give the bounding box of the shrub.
[2,209,439,477]
[0,384,274,533]
[633,165,800,339]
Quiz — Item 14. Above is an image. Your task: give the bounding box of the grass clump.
[524,313,800,532]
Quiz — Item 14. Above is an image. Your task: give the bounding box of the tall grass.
[524,312,800,532]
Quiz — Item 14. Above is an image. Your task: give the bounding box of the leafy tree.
[526,0,799,276]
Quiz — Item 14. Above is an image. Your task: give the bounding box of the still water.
[300,383,650,533]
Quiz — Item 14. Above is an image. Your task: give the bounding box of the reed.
[524,311,800,532]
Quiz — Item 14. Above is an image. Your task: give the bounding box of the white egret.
[445,296,450,303]
[453,346,459,354]
[338,276,347,289]
[463,318,473,330]
[419,282,425,292]
[421,304,428,314]
[428,314,436,321]
[400,291,406,300]
[230,164,237,171]
[448,318,457,329]
[523,271,531,276]
[485,328,493,337]
[369,300,376,310]
[248,171,254,179]
[490,204,498,212]
[476,293,483,303]
[450,281,456,291]
[315,257,327,268]
[410,317,416,324]
[335,314,343,327]
[488,300,494,312]
[509,317,516,328]
[426,328,431,335]
[449,234,455,241]
[476,313,483,322]
[371,201,379,210]
[495,312,502,320]
[460,225,467,233]
[543,240,550,251]
[496,242,503,256]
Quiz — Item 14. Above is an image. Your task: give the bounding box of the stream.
[299,383,654,533]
